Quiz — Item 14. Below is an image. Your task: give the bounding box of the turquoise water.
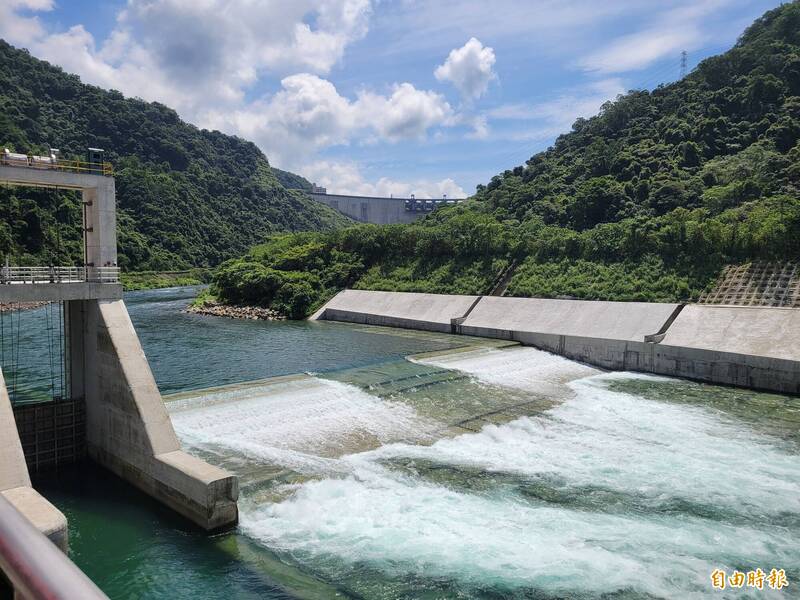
[14,288,800,598]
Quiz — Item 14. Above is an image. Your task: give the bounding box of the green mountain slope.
[272,168,312,191]
[0,40,347,270]
[208,2,800,315]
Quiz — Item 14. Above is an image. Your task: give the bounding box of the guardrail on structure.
[0,494,108,599]
[1,155,113,176]
[0,267,120,284]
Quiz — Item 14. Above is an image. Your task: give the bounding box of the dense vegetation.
[209,2,800,317]
[0,40,347,271]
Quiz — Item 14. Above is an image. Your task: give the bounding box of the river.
[6,287,800,598]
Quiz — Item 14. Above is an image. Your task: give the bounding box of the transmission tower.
[680,50,687,78]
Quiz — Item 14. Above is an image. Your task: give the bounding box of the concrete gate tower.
[0,152,238,550]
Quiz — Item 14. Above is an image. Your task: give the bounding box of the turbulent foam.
[169,346,799,597]
[244,458,797,598]
[375,373,800,521]
[239,352,800,597]
[413,346,599,392]
[170,377,435,475]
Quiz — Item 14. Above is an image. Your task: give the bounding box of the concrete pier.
[313,290,800,394]
[75,299,238,530]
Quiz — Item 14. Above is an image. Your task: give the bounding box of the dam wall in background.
[310,192,421,224]
[313,291,800,395]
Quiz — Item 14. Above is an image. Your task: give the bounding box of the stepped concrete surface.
[316,290,800,394]
[313,289,481,333]
[0,368,68,551]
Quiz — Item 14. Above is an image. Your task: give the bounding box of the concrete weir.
[0,161,238,562]
[313,290,800,395]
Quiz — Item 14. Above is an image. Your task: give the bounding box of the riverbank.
[186,301,286,321]
[0,301,47,312]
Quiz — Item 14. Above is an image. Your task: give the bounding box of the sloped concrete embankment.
[313,291,800,395]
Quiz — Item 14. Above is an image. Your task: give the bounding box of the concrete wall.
[313,289,481,333]
[310,192,423,224]
[0,367,68,550]
[460,297,681,342]
[0,282,122,304]
[316,290,800,395]
[75,299,238,531]
[82,178,117,267]
[659,305,800,360]
[0,369,30,491]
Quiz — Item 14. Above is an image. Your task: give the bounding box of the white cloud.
[356,83,455,141]
[301,161,467,198]
[487,78,625,140]
[0,0,54,46]
[577,0,731,74]
[434,37,496,100]
[199,74,455,167]
[6,0,372,116]
[121,0,371,79]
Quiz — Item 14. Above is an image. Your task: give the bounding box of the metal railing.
[0,493,108,600]
[0,156,113,176]
[53,159,114,176]
[0,266,120,284]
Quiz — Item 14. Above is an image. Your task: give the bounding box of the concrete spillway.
[313,290,800,395]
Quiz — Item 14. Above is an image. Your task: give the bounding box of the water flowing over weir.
[17,289,797,599]
[165,344,800,599]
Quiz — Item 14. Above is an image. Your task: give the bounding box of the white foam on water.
[170,377,436,475]
[243,458,797,598]
[413,346,599,392]
[376,372,800,520]
[239,351,800,597]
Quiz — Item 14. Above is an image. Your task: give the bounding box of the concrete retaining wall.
[0,368,68,550]
[459,297,681,342]
[314,289,480,333]
[660,305,800,360]
[316,290,800,394]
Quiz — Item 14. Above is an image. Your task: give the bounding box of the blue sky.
[0,0,786,197]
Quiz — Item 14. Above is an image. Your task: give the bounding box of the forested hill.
[207,2,800,318]
[0,40,346,270]
[475,1,800,229]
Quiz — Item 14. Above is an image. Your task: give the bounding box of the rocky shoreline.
[0,301,48,313]
[185,301,287,321]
